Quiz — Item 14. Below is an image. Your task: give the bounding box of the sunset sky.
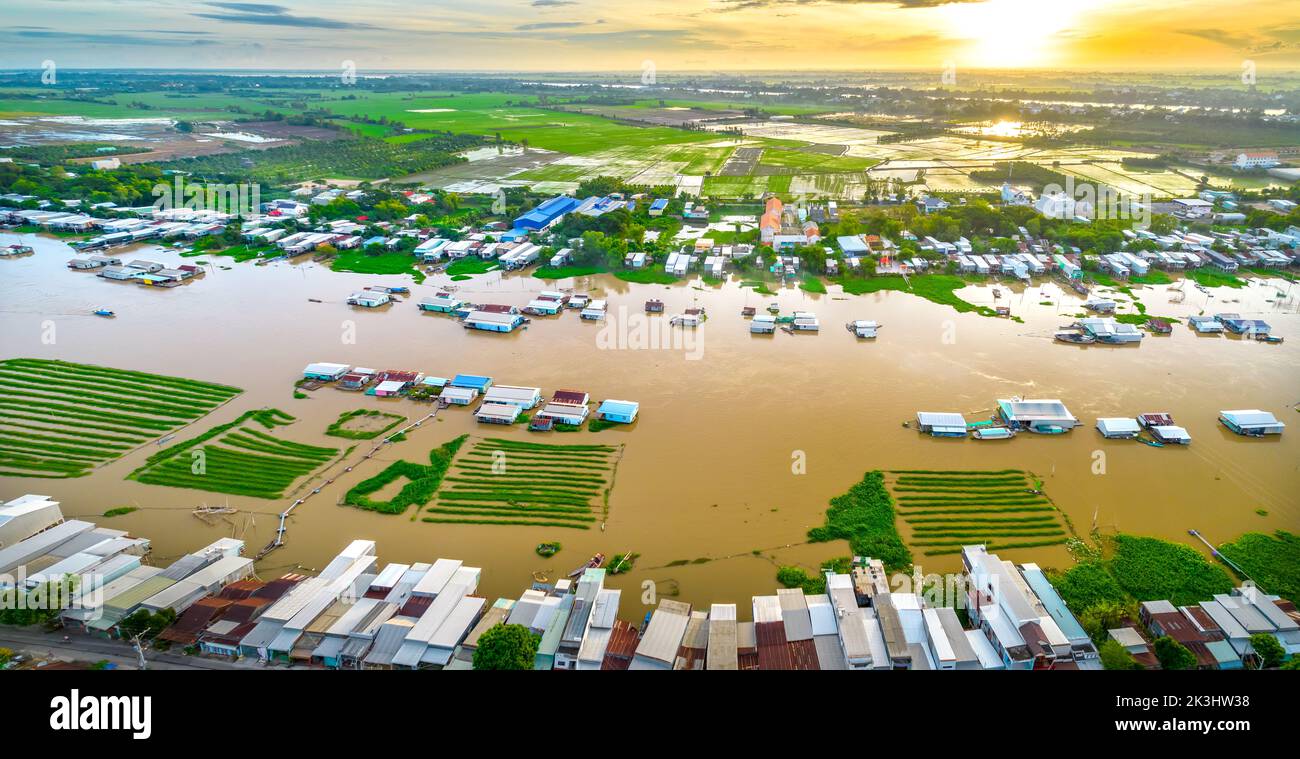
[1,0,1297,73]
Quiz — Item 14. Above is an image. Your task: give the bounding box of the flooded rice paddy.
[1,231,1297,613]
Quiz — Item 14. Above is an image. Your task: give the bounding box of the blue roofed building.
[649,198,669,216]
[596,399,639,424]
[1020,562,1098,664]
[450,374,494,392]
[514,196,580,232]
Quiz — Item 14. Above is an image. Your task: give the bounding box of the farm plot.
[326,409,406,440]
[887,469,1073,557]
[0,358,242,479]
[424,437,622,530]
[128,408,338,499]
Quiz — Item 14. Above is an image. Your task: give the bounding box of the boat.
[766,302,780,314]
[972,427,1016,440]
[567,552,605,578]
[1255,334,1283,344]
[93,308,116,318]
[992,288,1002,298]
[1054,331,1095,344]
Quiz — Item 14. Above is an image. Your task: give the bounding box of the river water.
[1,231,1297,614]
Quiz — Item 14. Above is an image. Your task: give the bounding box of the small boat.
[567,552,605,578]
[1255,334,1283,344]
[386,286,410,295]
[93,308,116,318]
[992,288,1002,298]
[972,427,1016,440]
[766,302,780,314]
[1054,331,1094,344]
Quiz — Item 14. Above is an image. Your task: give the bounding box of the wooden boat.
[93,308,115,317]
[1054,331,1094,344]
[568,552,605,578]
[972,427,1016,440]
[1255,334,1283,344]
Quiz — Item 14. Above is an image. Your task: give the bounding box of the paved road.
[0,625,266,670]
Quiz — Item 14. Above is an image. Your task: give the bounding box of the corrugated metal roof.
[634,600,691,664]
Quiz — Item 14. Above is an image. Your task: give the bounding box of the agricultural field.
[0,358,242,479]
[887,470,1072,557]
[128,408,338,499]
[343,434,466,515]
[325,409,406,441]
[424,437,623,530]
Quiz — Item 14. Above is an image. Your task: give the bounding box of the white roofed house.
[630,599,691,670]
[916,411,967,438]
[996,398,1078,434]
[0,494,64,549]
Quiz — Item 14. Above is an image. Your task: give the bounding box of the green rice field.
[424,437,623,530]
[0,358,242,479]
[128,408,338,499]
[887,469,1073,556]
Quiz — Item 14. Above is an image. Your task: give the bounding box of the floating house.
[596,399,639,424]
[847,320,879,339]
[567,294,590,310]
[997,398,1078,434]
[791,311,820,332]
[1083,298,1116,314]
[439,386,478,405]
[534,402,589,426]
[348,290,390,308]
[464,310,525,333]
[373,380,407,398]
[645,299,664,313]
[303,363,350,382]
[750,315,776,334]
[523,298,563,316]
[1150,426,1192,445]
[916,412,968,438]
[418,294,463,313]
[580,299,607,321]
[1219,409,1285,437]
[1077,318,1143,344]
[474,403,522,425]
[670,313,702,328]
[1096,417,1141,439]
[1219,317,1271,336]
[1189,315,1224,334]
[482,385,542,410]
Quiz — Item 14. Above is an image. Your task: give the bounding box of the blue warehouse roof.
[514,196,579,230]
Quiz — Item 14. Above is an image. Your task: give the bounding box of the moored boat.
[972,427,1015,440]
[568,552,606,578]
[1054,331,1095,344]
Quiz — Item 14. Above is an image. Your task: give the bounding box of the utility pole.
[130,632,148,671]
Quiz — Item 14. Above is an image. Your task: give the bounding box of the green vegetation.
[343,434,468,515]
[614,269,677,285]
[1188,269,1246,289]
[427,437,621,528]
[159,133,484,183]
[1217,530,1300,604]
[777,557,852,595]
[532,265,604,280]
[1250,633,1285,669]
[1099,638,1143,670]
[536,541,562,557]
[330,249,425,283]
[837,274,998,318]
[886,470,1070,555]
[445,258,499,277]
[102,507,138,518]
[1153,636,1197,670]
[799,275,827,294]
[1050,533,1235,644]
[807,471,911,571]
[325,409,406,440]
[472,623,540,670]
[128,408,338,499]
[0,358,242,479]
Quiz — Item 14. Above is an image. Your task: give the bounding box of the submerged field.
[425,437,622,530]
[887,470,1072,557]
[128,408,338,499]
[0,358,242,478]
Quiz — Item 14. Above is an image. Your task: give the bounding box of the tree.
[1099,639,1144,670]
[1250,633,1285,669]
[1153,636,1197,670]
[472,624,539,670]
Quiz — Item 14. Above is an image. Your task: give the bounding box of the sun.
[942,0,1094,68]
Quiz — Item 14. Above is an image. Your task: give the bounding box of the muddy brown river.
[2,231,1297,615]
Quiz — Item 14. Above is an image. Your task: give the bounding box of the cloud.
[531,0,577,5]
[517,22,589,30]
[0,29,219,46]
[713,0,981,10]
[193,3,376,29]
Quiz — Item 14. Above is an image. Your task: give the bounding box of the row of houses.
[1115,586,1300,669]
[301,364,640,425]
[920,401,1282,440]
